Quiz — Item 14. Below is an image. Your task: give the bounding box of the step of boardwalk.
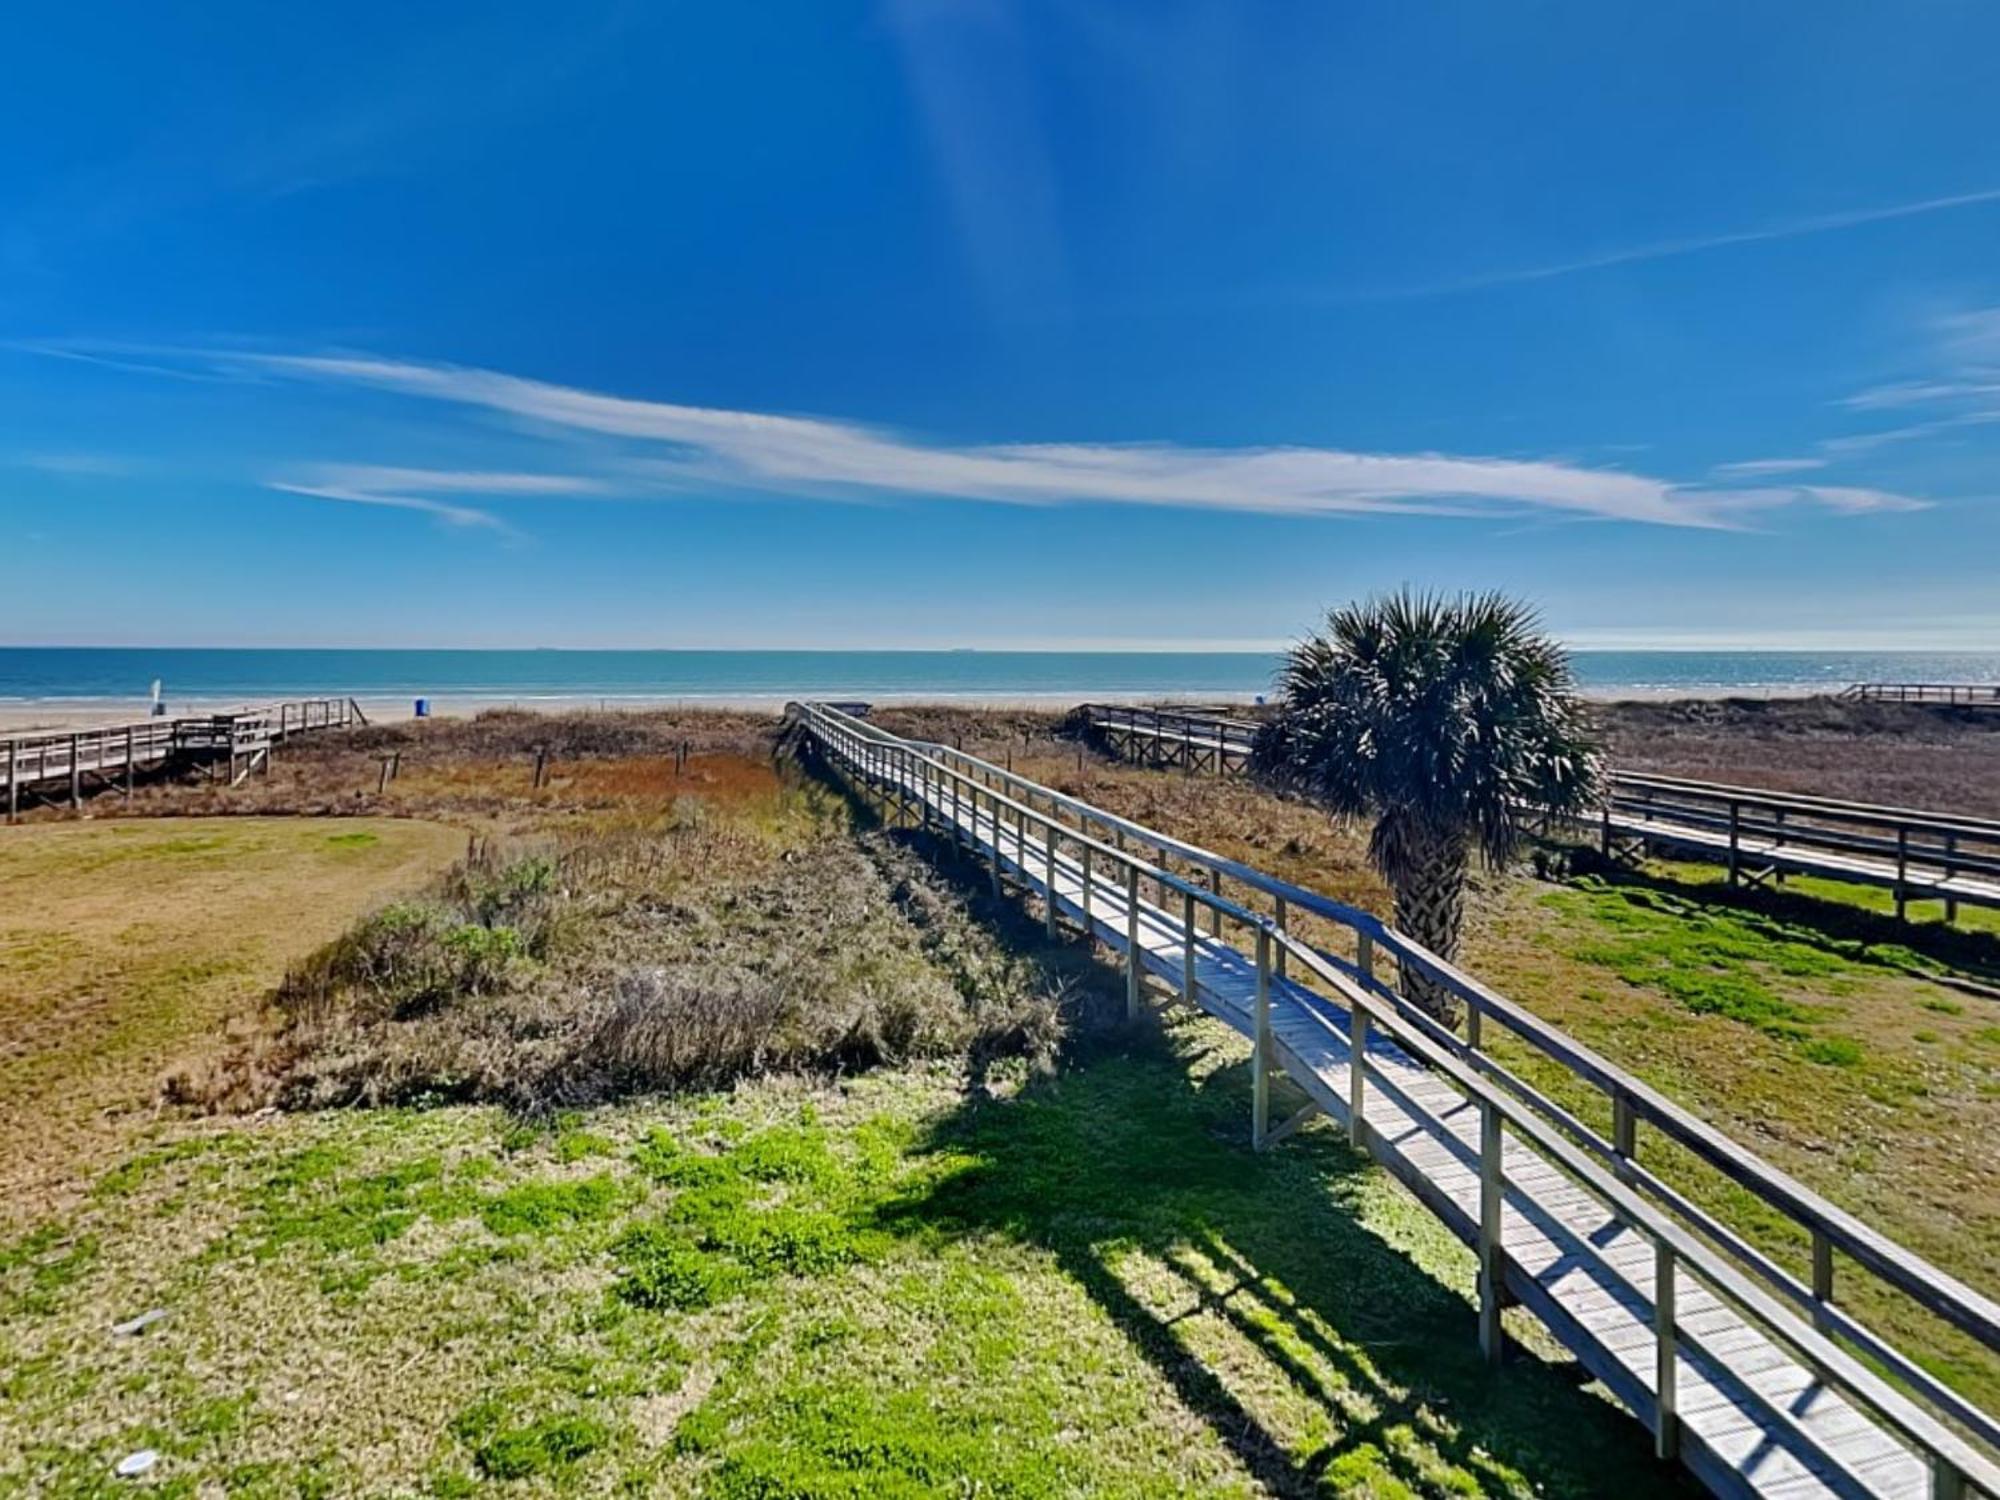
[863,748,1935,1499]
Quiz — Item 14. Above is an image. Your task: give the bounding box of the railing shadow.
[818,768,1695,1495]
[1558,845,2000,993]
[870,1023,1693,1498]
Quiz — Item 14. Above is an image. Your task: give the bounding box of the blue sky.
[3,1,1998,650]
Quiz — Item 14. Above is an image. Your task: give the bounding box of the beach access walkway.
[1077,704,2000,922]
[793,700,1999,1500]
[3,698,365,821]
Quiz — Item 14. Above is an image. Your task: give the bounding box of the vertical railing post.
[1349,933,1373,1148]
[1944,831,1959,925]
[1896,826,1910,922]
[1044,818,1058,939]
[124,726,135,798]
[1181,889,1196,1003]
[1727,799,1741,887]
[1812,1229,1834,1333]
[1079,844,1093,937]
[1252,928,1272,1149]
[987,791,1001,899]
[1207,867,1223,937]
[4,739,15,824]
[1274,896,1288,979]
[1478,1098,1504,1363]
[1125,865,1141,1022]
[1612,1092,1636,1181]
[1654,1240,1678,1460]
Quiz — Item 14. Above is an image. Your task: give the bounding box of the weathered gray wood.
[790,702,2000,1500]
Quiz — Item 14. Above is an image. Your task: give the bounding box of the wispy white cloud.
[231,351,1926,529]
[267,464,610,534]
[1829,304,2000,454]
[1710,456,1826,477]
[1368,187,2000,301]
[22,343,1935,533]
[1841,379,2000,412]
[11,451,138,477]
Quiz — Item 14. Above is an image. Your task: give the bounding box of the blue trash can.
[414,698,430,718]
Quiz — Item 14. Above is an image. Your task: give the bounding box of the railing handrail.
[795,701,2000,1493]
[1,697,354,755]
[1080,701,1262,740]
[1054,703,2000,1355]
[1612,771,2000,843]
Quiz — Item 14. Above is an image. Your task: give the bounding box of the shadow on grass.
[1560,845,2000,993]
[876,1022,1691,1499]
[823,782,1694,1497]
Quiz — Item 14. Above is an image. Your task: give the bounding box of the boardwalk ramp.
[792,701,2000,1500]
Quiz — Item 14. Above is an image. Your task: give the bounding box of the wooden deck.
[795,701,2000,1500]
[3,698,365,820]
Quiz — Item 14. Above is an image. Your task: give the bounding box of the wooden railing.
[1844,683,2000,709]
[3,698,367,819]
[1080,700,2000,920]
[1080,701,1260,748]
[795,700,2000,1496]
[1604,772,2000,918]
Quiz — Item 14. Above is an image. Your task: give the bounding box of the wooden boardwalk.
[1597,775,2000,920]
[795,701,2000,1500]
[1079,703,2000,922]
[3,698,365,821]
[1844,684,2000,711]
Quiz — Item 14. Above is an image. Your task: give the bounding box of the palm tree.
[1252,590,1600,1026]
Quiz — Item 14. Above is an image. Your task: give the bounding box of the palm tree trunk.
[1388,827,1468,1029]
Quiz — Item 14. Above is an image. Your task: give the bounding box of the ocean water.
[1,646,1997,711]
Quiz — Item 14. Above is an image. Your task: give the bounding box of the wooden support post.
[1612,1092,1636,1179]
[1182,889,1196,1004]
[1478,1098,1505,1364]
[1079,845,1092,937]
[1654,1241,1678,1459]
[1726,800,1741,887]
[1465,998,1481,1051]
[69,734,81,809]
[1252,928,1272,1149]
[1895,826,1909,922]
[533,747,548,789]
[1944,831,1959,924]
[5,739,15,823]
[1350,934,1372,1148]
[1811,1229,1834,1333]
[1044,820,1058,939]
[377,756,393,794]
[1125,865,1141,1022]
[124,727,135,798]
[1207,867,1222,936]
[987,793,1001,899]
[1274,896,1287,979]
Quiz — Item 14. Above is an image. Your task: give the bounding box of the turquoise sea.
[2,647,1998,712]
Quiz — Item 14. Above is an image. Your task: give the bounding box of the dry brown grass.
[184,758,1085,1117]
[1593,697,2000,815]
[0,817,462,1224]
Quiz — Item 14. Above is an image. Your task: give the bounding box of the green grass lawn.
[0,1011,1689,1498]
